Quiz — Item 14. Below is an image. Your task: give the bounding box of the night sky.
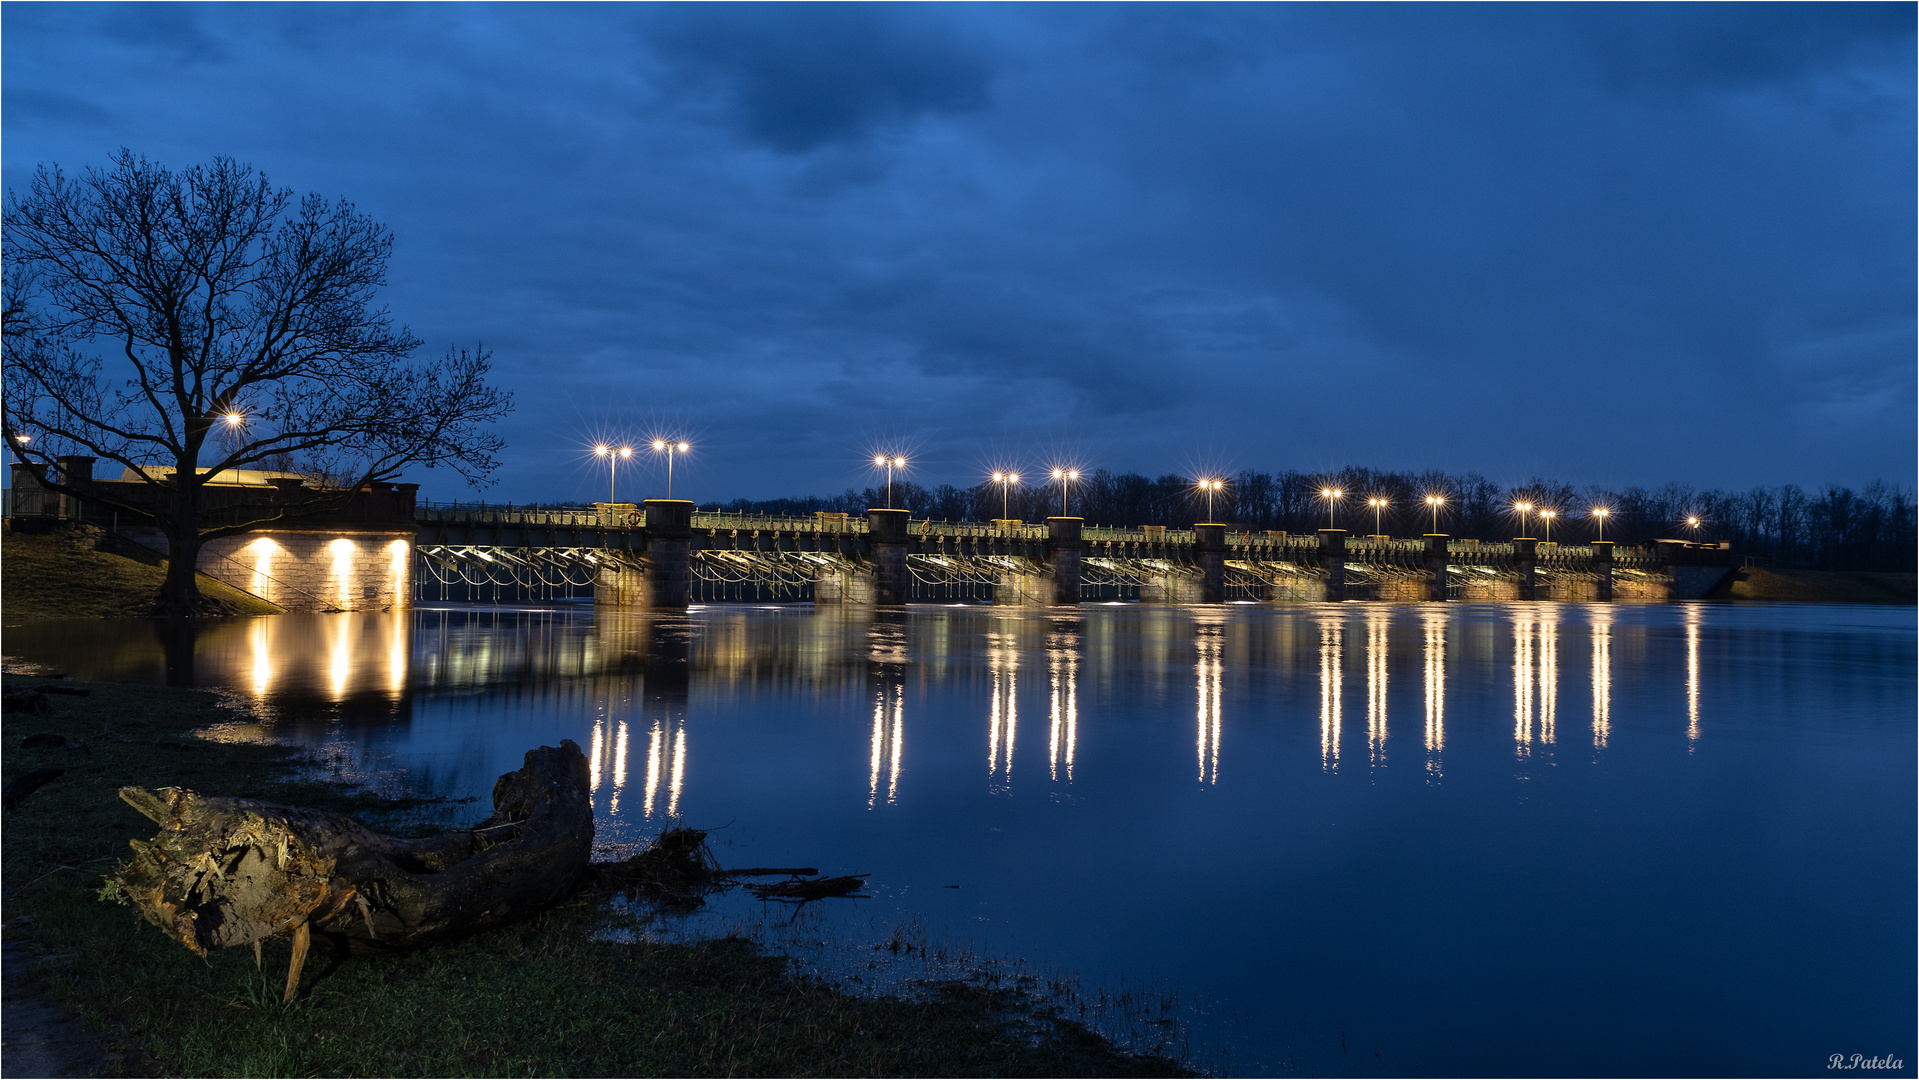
[5,3,1913,505]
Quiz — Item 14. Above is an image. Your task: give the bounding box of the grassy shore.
[1,523,282,625]
[1708,566,1916,604]
[0,677,1185,1078]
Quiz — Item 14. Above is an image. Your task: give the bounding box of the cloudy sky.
[5,3,1912,504]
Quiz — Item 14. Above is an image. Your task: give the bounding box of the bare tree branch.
[4,149,512,614]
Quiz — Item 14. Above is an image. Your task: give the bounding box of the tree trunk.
[110,741,593,964]
[156,497,203,617]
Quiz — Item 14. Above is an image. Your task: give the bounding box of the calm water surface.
[7,601,1913,1076]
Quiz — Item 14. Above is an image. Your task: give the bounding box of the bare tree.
[3,150,511,614]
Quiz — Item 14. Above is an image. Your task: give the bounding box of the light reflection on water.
[5,601,1914,1076]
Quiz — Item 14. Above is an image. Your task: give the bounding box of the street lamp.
[1320,487,1343,530]
[1592,507,1610,542]
[1514,501,1534,538]
[1540,508,1556,543]
[1367,496,1388,537]
[1051,468,1080,516]
[1425,494,1445,533]
[1198,478,1224,521]
[992,471,1020,520]
[594,444,634,503]
[652,439,689,499]
[873,455,906,509]
[1685,515,1702,542]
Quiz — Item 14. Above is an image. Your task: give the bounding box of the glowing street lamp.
[1685,515,1702,542]
[593,443,634,503]
[1425,494,1445,533]
[1197,478,1224,521]
[652,439,689,499]
[1540,508,1556,543]
[1367,496,1388,537]
[1320,487,1343,530]
[223,410,245,428]
[1592,507,1610,542]
[1051,468,1080,516]
[1514,501,1534,538]
[992,471,1020,520]
[873,455,906,509]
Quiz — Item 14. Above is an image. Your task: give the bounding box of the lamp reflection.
[385,610,407,699]
[987,629,1018,791]
[1366,612,1388,768]
[637,617,691,819]
[868,616,908,807]
[1196,621,1223,784]
[249,617,274,699]
[1514,608,1562,759]
[327,615,354,701]
[1422,611,1445,781]
[868,681,904,807]
[1049,627,1079,784]
[1591,608,1612,750]
[611,720,629,815]
[1513,610,1534,758]
[1539,612,1557,747]
[1685,607,1701,747]
[1319,618,1342,772]
[589,717,605,792]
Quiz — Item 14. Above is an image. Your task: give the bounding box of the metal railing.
[696,512,867,533]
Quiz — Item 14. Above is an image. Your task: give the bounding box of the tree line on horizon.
[715,467,1916,573]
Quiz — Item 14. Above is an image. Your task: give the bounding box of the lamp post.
[1685,515,1702,542]
[1592,507,1609,542]
[1425,494,1445,533]
[1540,509,1556,544]
[1050,468,1080,516]
[1321,487,1343,529]
[594,444,634,503]
[1368,496,1387,537]
[1198,478,1224,521]
[652,440,689,499]
[992,471,1019,520]
[1514,501,1534,538]
[873,455,906,509]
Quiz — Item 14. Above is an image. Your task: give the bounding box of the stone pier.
[1047,516,1083,605]
[1513,537,1538,600]
[595,499,693,609]
[867,508,910,605]
[1592,540,1614,601]
[1318,529,1347,602]
[1423,533,1450,601]
[1194,523,1226,603]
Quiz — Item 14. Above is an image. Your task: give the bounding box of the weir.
[412,504,1737,610]
[4,462,1738,611]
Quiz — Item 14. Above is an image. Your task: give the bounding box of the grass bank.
[1,522,282,625]
[0,677,1185,1077]
[1709,566,1916,604]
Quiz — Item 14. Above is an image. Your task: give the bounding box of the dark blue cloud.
[2,3,1911,503]
[641,5,993,152]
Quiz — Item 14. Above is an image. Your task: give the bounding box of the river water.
[5,601,1912,1076]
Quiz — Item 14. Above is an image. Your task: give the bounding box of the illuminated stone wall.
[122,527,415,612]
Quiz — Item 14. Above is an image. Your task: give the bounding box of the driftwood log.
[110,741,592,1000]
